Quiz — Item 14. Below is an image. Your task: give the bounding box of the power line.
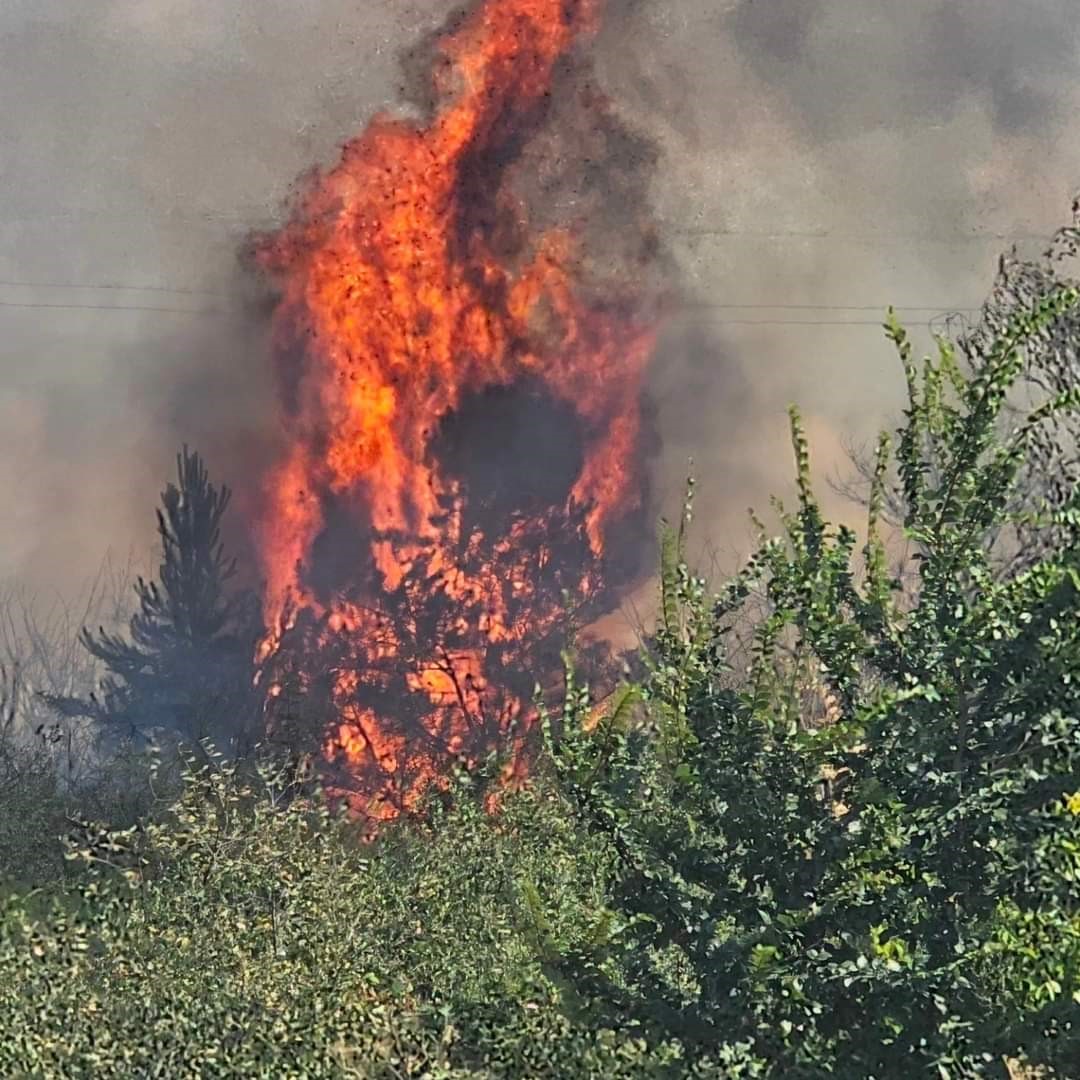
[0,300,946,326]
[0,299,227,315]
[669,227,1052,243]
[708,319,906,327]
[0,298,979,315]
[0,281,981,315]
[0,278,220,296]
[5,211,1052,241]
[4,211,255,224]
[680,302,981,312]
[0,296,983,324]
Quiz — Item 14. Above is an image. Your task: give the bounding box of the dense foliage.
[540,287,1080,1076]
[3,262,1080,1075]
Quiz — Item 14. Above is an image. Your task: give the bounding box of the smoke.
[3,0,1080,613]
[729,0,1079,141]
[0,1,469,600]
[590,0,1080,595]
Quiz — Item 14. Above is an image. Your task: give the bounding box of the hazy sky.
[3,0,1080,604]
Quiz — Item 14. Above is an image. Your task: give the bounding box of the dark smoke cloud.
[3,0,1080,615]
[728,0,1080,140]
[586,0,1080,600]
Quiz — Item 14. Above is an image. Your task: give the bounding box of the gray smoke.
[3,0,1080,618]
[592,0,1080,612]
[729,0,1079,141]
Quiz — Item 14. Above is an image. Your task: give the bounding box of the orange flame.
[253,0,657,818]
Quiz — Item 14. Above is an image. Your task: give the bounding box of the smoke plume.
[3,0,1080,620]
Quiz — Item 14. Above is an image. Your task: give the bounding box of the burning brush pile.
[251,0,665,820]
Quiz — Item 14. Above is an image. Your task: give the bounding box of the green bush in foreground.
[533,286,1080,1075]
[4,275,1080,1076]
[0,755,703,1078]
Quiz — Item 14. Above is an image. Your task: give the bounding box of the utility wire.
[669,226,1050,242]
[728,316,970,327]
[0,299,958,326]
[0,278,220,296]
[0,281,982,316]
[0,299,226,315]
[0,297,979,314]
[679,302,981,312]
[5,211,1051,240]
[0,299,979,324]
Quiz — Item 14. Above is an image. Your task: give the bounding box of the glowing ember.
[252,0,658,818]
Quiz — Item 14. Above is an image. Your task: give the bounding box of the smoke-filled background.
[4,0,1080,616]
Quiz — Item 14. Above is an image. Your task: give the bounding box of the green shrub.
[4,267,1080,1078]
[531,287,1080,1076]
[0,753,701,1077]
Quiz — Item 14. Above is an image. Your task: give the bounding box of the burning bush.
[251,0,661,817]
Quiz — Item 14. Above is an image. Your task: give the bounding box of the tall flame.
[253,0,657,818]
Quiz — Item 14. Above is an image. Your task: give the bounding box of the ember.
[252,0,659,819]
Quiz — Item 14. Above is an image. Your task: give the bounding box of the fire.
[252,0,658,818]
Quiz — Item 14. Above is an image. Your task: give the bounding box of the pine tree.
[49,447,260,753]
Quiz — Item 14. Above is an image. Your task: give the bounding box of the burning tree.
[50,447,260,752]
[252,0,662,818]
